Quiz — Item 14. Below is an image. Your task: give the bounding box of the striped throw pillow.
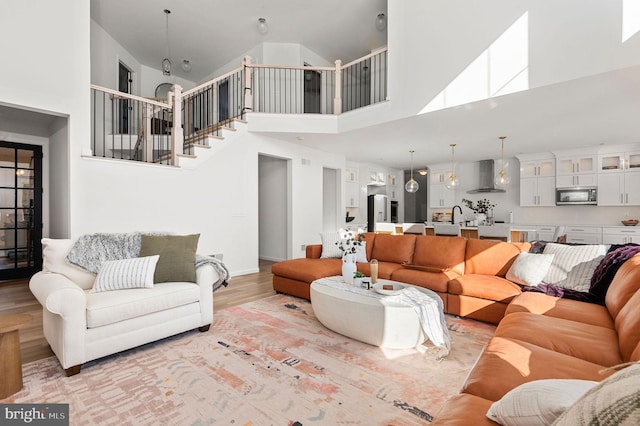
[91,255,160,293]
[320,232,343,258]
[542,243,607,292]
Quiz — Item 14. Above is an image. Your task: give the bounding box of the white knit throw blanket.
[66,232,230,292]
[315,277,451,358]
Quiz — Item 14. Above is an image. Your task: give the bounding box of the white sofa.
[29,238,217,376]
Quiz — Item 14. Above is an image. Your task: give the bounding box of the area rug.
[3,294,495,425]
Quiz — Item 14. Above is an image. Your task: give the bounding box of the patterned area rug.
[3,295,495,425]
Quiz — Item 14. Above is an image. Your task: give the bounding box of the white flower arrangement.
[336,228,365,255]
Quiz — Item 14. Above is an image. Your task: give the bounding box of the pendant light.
[405,150,419,193]
[495,136,510,188]
[162,9,172,76]
[445,144,460,189]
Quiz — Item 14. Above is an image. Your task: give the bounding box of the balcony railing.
[91,86,174,165]
[90,48,387,166]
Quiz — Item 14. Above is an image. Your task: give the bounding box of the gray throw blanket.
[66,232,230,292]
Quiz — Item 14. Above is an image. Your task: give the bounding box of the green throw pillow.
[139,234,200,283]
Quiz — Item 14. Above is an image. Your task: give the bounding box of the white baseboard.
[259,256,286,262]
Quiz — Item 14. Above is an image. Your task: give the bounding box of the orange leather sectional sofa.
[272,232,531,324]
[272,233,640,423]
[433,253,640,424]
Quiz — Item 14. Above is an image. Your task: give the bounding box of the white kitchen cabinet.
[564,225,602,244]
[535,226,557,242]
[602,227,640,244]
[556,155,596,175]
[555,152,597,188]
[598,171,640,206]
[430,182,456,208]
[345,182,359,207]
[520,176,556,206]
[598,150,640,173]
[345,168,358,182]
[430,168,455,208]
[520,159,555,178]
[516,154,556,207]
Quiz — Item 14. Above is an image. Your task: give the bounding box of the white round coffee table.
[310,276,439,349]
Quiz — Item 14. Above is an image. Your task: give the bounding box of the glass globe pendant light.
[495,136,510,188]
[405,150,419,193]
[162,9,172,76]
[445,144,460,189]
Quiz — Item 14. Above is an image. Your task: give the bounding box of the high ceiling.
[90,0,387,83]
[77,2,640,170]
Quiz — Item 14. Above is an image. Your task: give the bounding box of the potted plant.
[336,228,366,283]
[461,198,496,225]
[353,271,365,288]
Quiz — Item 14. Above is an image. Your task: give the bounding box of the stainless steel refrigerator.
[367,194,388,231]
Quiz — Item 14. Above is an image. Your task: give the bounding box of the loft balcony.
[90,49,388,166]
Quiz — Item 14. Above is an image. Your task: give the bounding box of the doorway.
[218,79,229,122]
[0,142,43,279]
[118,62,132,134]
[304,64,321,113]
[258,155,289,262]
[322,168,339,232]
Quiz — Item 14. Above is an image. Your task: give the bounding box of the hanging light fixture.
[495,136,510,188]
[418,167,429,176]
[445,144,460,189]
[181,59,192,72]
[405,150,419,193]
[162,9,172,76]
[257,17,269,35]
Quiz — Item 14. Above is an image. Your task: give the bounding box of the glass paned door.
[0,142,42,279]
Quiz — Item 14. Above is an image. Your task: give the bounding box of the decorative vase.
[342,253,357,284]
[476,213,487,226]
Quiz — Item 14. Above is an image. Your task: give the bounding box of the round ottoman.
[310,277,431,349]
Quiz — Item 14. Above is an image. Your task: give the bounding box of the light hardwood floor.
[0,259,276,365]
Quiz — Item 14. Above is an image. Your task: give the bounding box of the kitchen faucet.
[451,205,463,225]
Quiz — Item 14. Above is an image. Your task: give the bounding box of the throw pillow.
[553,363,640,425]
[506,252,555,286]
[542,243,608,292]
[320,231,342,258]
[486,379,598,426]
[355,241,368,263]
[139,234,199,283]
[41,238,97,290]
[91,255,160,293]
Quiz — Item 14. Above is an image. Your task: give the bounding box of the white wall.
[387,0,640,121]
[0,0,90,240]
[72,127,345,276]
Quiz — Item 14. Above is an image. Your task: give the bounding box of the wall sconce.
[257,18,268,35]
[375,13,386,31]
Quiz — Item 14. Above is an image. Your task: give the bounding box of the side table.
[0,314,32,399]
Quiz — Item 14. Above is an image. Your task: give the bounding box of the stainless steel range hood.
[467,159,506,194]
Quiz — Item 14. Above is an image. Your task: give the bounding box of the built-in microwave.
[556,187,597,205]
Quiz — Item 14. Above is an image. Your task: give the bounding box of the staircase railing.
[89,49,387,166]
[181,63,246,150]
[91,85,174,165]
